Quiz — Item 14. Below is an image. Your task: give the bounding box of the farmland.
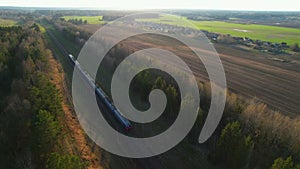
[136,14,300,45]
[0,18,17,27]
[61,15,105,24]
[103,27,300,117]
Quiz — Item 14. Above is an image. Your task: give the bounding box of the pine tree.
[212,121,253,169]
[32,110,61,160]
[271,156,300,169]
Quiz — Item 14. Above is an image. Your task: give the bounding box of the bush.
[46,153,88,169]
[290,43,300,52]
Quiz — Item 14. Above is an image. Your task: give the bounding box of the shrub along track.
[48,53,103,169]
[42,22,103,168]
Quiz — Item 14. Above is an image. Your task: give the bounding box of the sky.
[1,0,300,11]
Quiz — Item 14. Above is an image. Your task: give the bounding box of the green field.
[37,23,46,33]
[0,18,17,27]
[137,14,300,45]
[61,16,104,24]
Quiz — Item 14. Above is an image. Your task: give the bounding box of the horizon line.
[0,5,300,12]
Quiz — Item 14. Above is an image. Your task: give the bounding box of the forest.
[0,20,87,168]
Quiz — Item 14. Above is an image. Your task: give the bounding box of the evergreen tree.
[32,110,61,160]
[212,121,253,169]
[271,156,300,169]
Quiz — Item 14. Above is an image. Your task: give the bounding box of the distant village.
[135,22,296,54]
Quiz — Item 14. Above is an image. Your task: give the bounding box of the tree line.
[0,22,87,168]
[60,18,88,25]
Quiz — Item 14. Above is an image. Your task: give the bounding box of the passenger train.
[68,54,132,131]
